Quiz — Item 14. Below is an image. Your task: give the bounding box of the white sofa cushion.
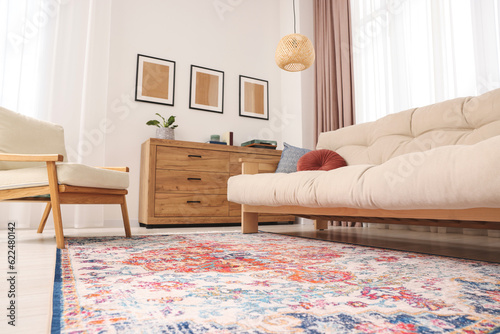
[317,88,500,165]
[0,107,68,170]
[0,163,129,190]
[228,135,500,210]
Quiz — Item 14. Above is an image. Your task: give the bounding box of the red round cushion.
[297,149,347,171]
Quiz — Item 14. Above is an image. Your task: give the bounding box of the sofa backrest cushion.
[0,107,68,170]
[317,88,500,165]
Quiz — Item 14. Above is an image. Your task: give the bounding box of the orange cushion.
[297,149,347,171]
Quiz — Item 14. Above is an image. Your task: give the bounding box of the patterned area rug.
[51,232,500,333]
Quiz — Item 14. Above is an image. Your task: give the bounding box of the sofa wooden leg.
[315,219,328,230]
[37,202,52,233]
[121,196,132,238]
[242,211,258,233]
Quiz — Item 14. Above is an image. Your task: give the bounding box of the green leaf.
[155,113,166,126]
[166,115,176,127]
[146,120,161,128]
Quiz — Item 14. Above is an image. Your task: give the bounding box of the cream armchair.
[0,107,131,249]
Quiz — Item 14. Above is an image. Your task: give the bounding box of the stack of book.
[241,139,277,150]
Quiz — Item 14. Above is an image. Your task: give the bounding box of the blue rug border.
[51,248,62,334]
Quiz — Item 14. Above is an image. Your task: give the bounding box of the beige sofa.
[228,89,500,233]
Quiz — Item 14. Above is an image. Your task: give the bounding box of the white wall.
[279,0,316,150]
[298,0,316,150]
[103,0,288,225]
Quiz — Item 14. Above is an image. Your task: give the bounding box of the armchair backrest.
[0,107,67,170]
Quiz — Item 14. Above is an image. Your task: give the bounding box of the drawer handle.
[188,154,202,158]
[187,178,202,181]
[187,200,201,204]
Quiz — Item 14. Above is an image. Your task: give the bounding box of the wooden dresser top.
[143,138,282,156]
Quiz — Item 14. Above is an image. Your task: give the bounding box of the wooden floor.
[0,224,498,333]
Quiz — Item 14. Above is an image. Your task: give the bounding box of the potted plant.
[146,113,178,140]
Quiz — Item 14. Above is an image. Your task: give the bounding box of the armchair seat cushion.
[0,163,129,191]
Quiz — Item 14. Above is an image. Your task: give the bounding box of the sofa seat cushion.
[0,163,129,191]
[228,135,500,210]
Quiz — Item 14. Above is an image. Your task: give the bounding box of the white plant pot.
[156,128,175,140]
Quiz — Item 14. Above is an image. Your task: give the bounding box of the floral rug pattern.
[51,232,500,333]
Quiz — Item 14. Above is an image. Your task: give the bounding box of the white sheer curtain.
[350,0,500,236]
[0,0,112,229]
[351,0,500,123]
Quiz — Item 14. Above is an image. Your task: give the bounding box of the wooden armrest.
[96,167,130,172]
[239,158,278,175]
[0,153,64,162]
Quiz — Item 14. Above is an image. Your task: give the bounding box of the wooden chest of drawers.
[139,139,294,226]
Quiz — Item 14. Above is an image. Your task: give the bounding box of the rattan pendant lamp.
[275,0,315,72]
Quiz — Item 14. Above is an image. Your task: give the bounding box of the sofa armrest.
[238,158,278,174]
[96,167,130,173]
[0,153,64,162]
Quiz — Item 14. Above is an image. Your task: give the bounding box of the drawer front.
[155,193,228,217]
[155,170,228,194]
[157,146,229,172]
[229,153,281,176]
[229,201,241,216]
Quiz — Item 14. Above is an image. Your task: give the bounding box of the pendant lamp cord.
[293,0,297,34]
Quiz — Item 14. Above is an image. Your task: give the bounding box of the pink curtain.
[314,0,355,139]
[314,0,358,227]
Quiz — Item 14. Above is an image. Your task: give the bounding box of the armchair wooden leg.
[315,219,329,230]
[121,196,132,238]
[46,161,65,249]
[51,202,65,249]
[242,210,259,233]
[37,202,52,233]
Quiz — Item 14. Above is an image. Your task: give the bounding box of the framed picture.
[189,65,224,113]
[135,54,175,106]
[239,75,269,120]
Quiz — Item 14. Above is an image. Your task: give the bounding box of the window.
[351,0,500,123]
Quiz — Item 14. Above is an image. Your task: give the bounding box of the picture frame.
[239,75,269,120]
[135,54,175,106]
[189,65,224,113]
